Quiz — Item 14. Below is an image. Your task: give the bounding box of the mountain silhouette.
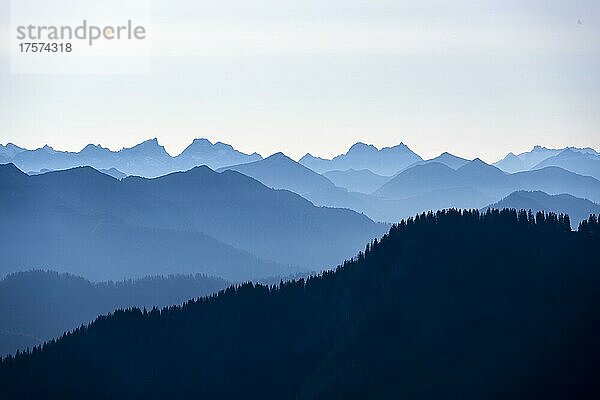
[323,169,392,194]
[307,185,495,223]
[0,270,229,357]
[0,164,383,280]
[3,138,261,178]
[483,190,600,228]
[300,142,422,175]
[99,167,127,180]
[0,163,292,281]
[494,145,599,173]
[401,151,470,172]
[123,166,385,268]
[376,159,600,205]
[174,138,262,171]
[9,139,173,177]
[375,162,473,199]
[532,149,600,179]
[429,151,471,168]
[1,209,598,399]
[27,166,127,180]
[494,146,561,172]
[0,143,25,159]
[217,152,335,194]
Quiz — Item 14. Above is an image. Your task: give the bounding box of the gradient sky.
[0,0,599,162]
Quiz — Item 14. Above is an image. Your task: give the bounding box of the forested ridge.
[1,209,599,399]
[0,271,229,356]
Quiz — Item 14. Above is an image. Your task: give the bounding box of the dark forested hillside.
[0,271,229,357]
[1,210,599,400]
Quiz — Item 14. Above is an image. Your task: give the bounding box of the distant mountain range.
[299,142,422,175]
[175,138,263,171]
[0,163,384,281]
[376,159,600,204]
[301,159,600,224]
[323,169,391,194]
[218,153,335,195]
[0,143,25,159]
[494,145,600,175]
[3,139,599,182]
[28,167,128,180]
[0,270,229,357]
[0,139,261,178]
[3,139,600,226]
[400,151,471,172]
[214,154,600,224]
[532,149,600,180]
[483,191,600,228]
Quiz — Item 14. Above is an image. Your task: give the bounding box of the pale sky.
[0,0,599,162]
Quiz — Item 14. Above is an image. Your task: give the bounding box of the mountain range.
[2,137,599,398]
[376,160,600,204]
[3,139,600,226]
[531,149,600,180]
[0,163,384,281]
[218,152,335,195]
[493,145,600,174]
[400,151,471,172]
[4,139,599,182]
[323,169,391,194]
[28,167,128,180]
[303,159,600,224]
[0,139,261,178]
[299,142,422,175]
[2,210,598,399]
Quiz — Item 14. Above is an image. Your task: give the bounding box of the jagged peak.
[459,158,492,170]
[187,165,215,173]
[532,145,549,151]
[385,142,410,150]
[259,152,296,165]
[268,151,286,158]
[348,142,378,153]
[140,138,160,146]
[300,153,327,162]
[1,142,23,149]
[435,151,464,160]
[122,138,167,154]
[192,138,212,145]
[81,143,109,153]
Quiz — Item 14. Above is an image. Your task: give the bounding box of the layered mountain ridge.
[0,163,384,281]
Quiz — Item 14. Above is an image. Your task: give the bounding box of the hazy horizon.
[1,0,599,163]
[2,136,599,164]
